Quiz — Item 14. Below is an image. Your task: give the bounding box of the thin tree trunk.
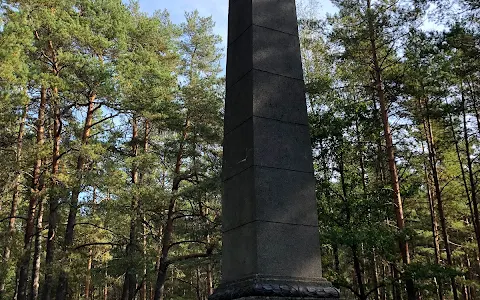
[460,258,468,300]
[206,234,214,297]
[154,119,190,300]
[104,283,108,300]
[465,253,475,300]
[365,2,414,298]
[419,100,444,300]
[17,87,47,300]
[57,93,97,300]
[85,249,93,300]
[338,147,367,300]
[42,38,62,300]
[195,268,202,300]
[29,198,44,300]
[42,86,62,300]
[391,265,402,300]
[446,101,478,242]
[421,96,458,300]
[140,227,147,300]
[424,164,444,300]
[122,116,140,300]
[356,119,381,300]
[352,245,367,300]
[154,263,169,300]
[380,264,386,300]
[103,263,108,300]
[466,79,480,137]
[461,87,480,259]
[370,250,380,300]
[333,244,340,274]
[0,104,27,298]
[141,120,149,300]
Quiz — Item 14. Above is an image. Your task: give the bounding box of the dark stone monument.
[210,0,340,299]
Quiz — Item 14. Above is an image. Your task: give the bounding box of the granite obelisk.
[210,1,340,299]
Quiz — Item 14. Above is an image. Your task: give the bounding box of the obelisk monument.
[210,0,340,299]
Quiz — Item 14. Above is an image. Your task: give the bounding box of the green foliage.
[301,0,480,298]
[0,1,222,299]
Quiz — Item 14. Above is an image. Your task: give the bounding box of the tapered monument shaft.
[211,1,340,299]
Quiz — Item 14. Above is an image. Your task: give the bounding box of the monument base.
[209,275,340,300]
[234,298,339,300]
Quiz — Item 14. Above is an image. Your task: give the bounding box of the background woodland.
[0,0,479,299]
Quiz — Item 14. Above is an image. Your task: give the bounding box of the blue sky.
[137,0,338,70]
[138,0,229,47]
[135,0,440,72]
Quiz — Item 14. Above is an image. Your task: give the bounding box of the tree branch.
[168,240,208,251]
[74,242,123,250]
[88,113,120,129]
[166,245,214,265]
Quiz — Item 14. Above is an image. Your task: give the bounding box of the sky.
[135,0,441,72]
[137,0,338,70]
[138,0,229,48]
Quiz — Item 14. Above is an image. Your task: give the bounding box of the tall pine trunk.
[85,249,93,300]
[56,92,96,300]
[206,233,214,297]
[29,198,45,300]
[154,119,190,300]
[365,1,415,297]
[421,97,458,299]
[17,88,47,300]
[42,38,62,300]
[424,165,443,300]
[461,87,480,259]
[356,119,381,300]
[140,120,150,300]
[352,245,367,300]
[42,86,62,300]
[122,116,140,300]
[446,98,480,268]
[420,99,458,300]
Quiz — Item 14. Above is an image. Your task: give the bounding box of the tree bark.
[0,104,28,298]
[424,164,444,300]
[356,119,381,300]
[380,264,386,300]
[195,267,202,300]
[153,119,190,300]
[466,79,480,137]
[29,198,45,300]
[352,245,367,300]
[206,234,214,297]
[122,116,140,300]
[85,249,93,300]
[338,148,367,300]
[370,249,380,300]
[365,1,415,298]
[41,86,62,300]
[461,87,480,259]
[154,263,169,300]
[17,87,47,300]
[465,253,475,300]
[141,120,149,300]
[56,92,97,300]
[421,97,458,300]
[41,38,62,300]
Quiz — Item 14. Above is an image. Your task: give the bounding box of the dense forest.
[0,0,478,299]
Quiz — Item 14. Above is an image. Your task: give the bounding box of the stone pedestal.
[235,298,339,300]
[210,275,339,300]
[211,0,340,299]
